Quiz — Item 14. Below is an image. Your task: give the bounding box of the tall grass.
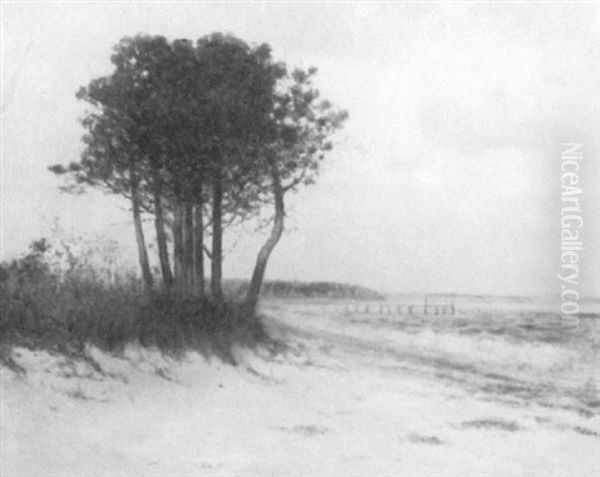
[0,239,267,364]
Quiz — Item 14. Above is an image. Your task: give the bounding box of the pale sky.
[2,1,599,296]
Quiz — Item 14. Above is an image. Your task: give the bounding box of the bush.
[0,241,267,363]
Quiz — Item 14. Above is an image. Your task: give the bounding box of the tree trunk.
[245,167,284,315]
[194,203,205,298]
[183,202,194,290]
[173,203,185,289]
[154,192,173,288]
[131,179,153,291]
[211,177,223,301]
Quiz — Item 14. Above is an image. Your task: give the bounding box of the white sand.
[1,300,598,476]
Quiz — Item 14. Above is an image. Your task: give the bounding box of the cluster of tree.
[50,33,347,314]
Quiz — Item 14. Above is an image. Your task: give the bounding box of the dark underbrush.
[0,240,272,367]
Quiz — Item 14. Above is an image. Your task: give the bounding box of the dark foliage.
[223,279,384,301]
[0,248,267,364]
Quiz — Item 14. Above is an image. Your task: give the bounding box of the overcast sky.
[2,1,598,296]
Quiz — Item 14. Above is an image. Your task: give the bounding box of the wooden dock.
[324,296,455,316]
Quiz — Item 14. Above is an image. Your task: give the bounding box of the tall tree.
[51,35,180,290]
[50,96,156,290]
[194,34,281,302]
[245,67,348,313]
